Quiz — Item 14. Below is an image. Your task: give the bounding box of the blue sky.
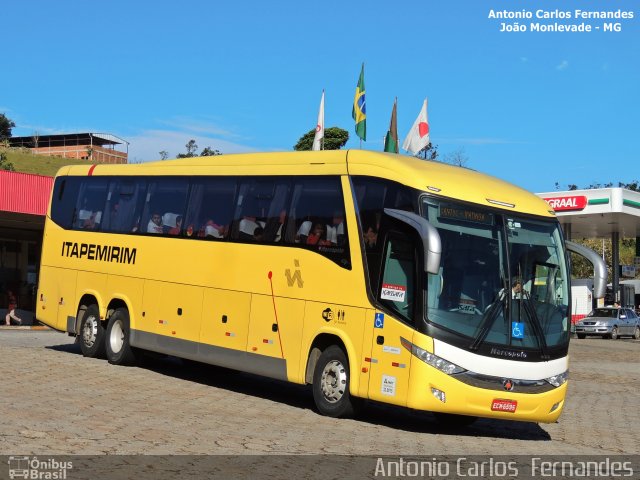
[1,0,638,193]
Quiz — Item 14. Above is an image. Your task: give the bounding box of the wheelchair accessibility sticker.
[374,312,385,329]
[512,321,524,339]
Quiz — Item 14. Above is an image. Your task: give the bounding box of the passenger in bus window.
[168,216,182,235]
[201,220,225,239]
[511,279,522,299]
[306,223,331,246]
[239,215,261,238]
[83,211,101,230]
[295,220,312,243]
[363,225,378,250]
[253,227,265,242]
[147,213,164,234]
[326,211,345,245]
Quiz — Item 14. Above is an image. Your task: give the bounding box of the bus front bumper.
[406,362,567,424]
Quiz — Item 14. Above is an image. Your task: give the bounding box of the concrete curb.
[0,325,51,330]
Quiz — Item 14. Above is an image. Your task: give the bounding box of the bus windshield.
[423,198,570,356]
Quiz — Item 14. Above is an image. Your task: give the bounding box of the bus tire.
[105,308,138,366]
[312,345,357,418]
[79,304,106,358]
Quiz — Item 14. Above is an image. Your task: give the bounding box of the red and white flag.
[402,99,430,154]
[312,90,325,151]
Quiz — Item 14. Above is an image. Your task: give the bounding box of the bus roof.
[57,150,554,217]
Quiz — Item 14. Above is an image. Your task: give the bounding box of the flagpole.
[321,89,325,150]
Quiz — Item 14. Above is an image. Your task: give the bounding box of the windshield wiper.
[519,290,550,359]
[469,290,506,351]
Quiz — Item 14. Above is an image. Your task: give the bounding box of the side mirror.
[565,240,607,299]
[383,208,442,274]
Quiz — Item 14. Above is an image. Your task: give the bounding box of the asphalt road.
[1,328,638,478]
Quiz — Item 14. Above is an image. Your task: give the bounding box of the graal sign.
[543,195,588,211]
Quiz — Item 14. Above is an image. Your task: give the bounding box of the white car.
[575,307,640,340]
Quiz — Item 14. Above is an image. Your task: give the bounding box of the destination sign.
[438,205,494,225]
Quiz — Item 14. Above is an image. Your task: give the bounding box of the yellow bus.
[37,150,605,424]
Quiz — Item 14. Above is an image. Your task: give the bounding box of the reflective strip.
[391,362,406,368]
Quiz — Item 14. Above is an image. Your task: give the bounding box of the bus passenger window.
[73,178,108,231]
[287,176,350,268]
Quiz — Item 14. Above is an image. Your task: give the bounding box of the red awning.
[0,170,53,216]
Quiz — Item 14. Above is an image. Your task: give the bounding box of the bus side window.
[379,233,417,323]
[103,179,147,233]
[230,177,290,243]
[51,177,81,229]
[287,176,350,268]
[139,178,189,236]
[73,178,109,231]
[184,177,237,240]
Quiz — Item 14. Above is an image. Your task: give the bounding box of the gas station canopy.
[536,188,640,240]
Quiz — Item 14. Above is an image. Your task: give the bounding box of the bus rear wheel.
[312,345,357,418]
[106,308,138,366]
[79,304,106,358]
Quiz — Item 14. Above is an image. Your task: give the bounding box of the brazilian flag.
[352,64,366,141]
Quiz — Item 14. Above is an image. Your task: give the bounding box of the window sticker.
[512,321,524,339]
[381,375,397,396]
[381,283,406,302]
[457,294,477,314]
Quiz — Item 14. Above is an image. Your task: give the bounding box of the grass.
[0,147,90,177]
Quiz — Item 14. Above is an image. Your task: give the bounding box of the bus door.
[367,232,418,406]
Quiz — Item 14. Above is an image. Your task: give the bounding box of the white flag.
[402,99,430,155]
[312,90,325,151]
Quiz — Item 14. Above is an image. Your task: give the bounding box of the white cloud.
[556,60,569,71]
[439,137,525,146]
[126,128,257,163]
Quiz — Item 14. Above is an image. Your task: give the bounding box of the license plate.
[491,399,518,413]
[585,328,595,332]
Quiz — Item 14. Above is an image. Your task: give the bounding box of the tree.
[555,181,639,192]
[0,151,15,171]
[0,113,16,141]
[200,147,222,156]
[294,127,349,151]
[442,148,469,167]
[159,151,168,160]
[177,139,198,158]
[415,142,439,160]
[569,237,637,281]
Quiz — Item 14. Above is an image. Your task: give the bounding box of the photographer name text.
[488,9,634,33]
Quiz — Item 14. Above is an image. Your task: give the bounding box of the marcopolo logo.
[8,456,73,479]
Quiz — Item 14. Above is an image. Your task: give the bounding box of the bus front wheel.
[312,345,357,418]
[105,308,138,366]
[79,304,106,358]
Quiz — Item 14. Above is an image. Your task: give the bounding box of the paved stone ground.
[0,329,638,459]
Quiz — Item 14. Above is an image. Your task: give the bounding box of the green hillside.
[0,147,89,177]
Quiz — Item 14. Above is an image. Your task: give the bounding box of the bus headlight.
[402,338,466,375]
[545,371,568,387]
